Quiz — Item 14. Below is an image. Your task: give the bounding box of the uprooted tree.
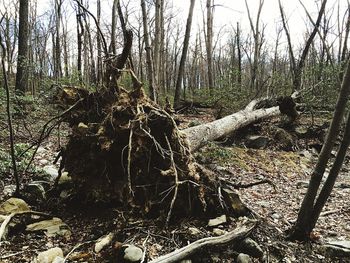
[52,1,300,225]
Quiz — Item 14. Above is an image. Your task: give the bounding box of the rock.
[208,215,227,227]
[273,128,294,150]
[26,217,71,237]
[237,238,264,258]
[236,253,253,263]
[245,135,269,149]
[42,165,59,180]
[3,185,16,196]
[188,227,201,236]
[0,198,30,215]
[212,228,227,236]
[23,182,47,203]
[94,232,114,253]
[123,245,143,262]
[221,188,251,217]
[179,260,192,263]
[36,247,63,263]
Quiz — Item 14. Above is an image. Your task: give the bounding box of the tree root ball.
[59,87,217,219]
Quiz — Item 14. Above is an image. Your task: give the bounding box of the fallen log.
[183,95,298,151]
[149,219,257,263]
[184,105,280,151]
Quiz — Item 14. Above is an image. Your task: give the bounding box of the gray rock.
[123,245,143,262]
[238,238,264,258]
[236,253,252,263]
[179,260,192,263]
[26,217,71,238]
[208,215,227,227]
[245,135,269,149]
[0,198,30,215]
[42,165,59,180]
[36,247,63,263]
[23,182,47,203]
[94,232,114,253]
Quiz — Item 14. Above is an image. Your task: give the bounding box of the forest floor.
[0,103,350,263]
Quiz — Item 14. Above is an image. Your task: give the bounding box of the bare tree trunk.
[76,3,84,83]
[110,0,119,55]
[15,0,29,95]
[289,58,350,241]
[54,0,62,80]
[279,0,327,91]
[141,0,157,101]
[236,22,242,88]
[173,0,196,108]
[96,0,103,86]
[245,0,264,92]
[184,100,280,151]
[205,0,214,93]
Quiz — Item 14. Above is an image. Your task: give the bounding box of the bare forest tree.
[173,0,196,108]
[15,0,29,95]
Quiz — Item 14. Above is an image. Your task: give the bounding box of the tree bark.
[173,0,196,108]
[141,0,157,102]
[184,99,280,151]
[15,0,29,95]
[289,57,350,241]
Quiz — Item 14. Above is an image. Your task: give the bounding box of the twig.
[0,251,26,259]
[73,0,108,56]
[140,232,150,263]
[24,98,84,173]
[221,178,277,191]
[63,240,95,263]
[127,126,134,195]
[149,220,257,263]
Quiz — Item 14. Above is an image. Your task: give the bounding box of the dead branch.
[149,220,257,263]
[0,211,52,241]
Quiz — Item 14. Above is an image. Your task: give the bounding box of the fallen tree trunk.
[184,105,280,151]
[183,95,298,151]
